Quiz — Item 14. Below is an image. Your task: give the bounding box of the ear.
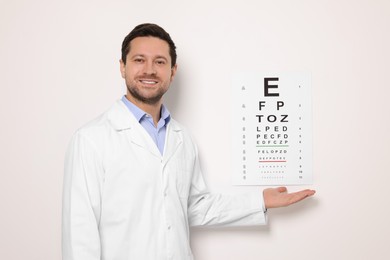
[170,64,178,83]
[119,59,126,79]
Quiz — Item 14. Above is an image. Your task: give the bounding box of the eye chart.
[231,72,312,185]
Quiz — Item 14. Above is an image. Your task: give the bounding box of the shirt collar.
[160,104,171,125]
[121,95,171,125]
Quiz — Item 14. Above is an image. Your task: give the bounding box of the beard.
[126,79,169,105]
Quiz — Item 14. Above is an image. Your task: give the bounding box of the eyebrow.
[131,54,168,61]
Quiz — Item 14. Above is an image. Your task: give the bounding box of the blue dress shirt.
[121,96,170,155]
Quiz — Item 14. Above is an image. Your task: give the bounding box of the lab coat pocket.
[175,169,191,200]
[167,146,195,199]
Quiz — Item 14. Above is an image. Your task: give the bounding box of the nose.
[143,60,156,75]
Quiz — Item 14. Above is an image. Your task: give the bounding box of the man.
[62,23,315,260]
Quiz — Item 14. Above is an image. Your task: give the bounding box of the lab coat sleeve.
[187,145,267,227]
[62,131,103,260]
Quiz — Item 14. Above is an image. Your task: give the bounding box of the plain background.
[1,0,389,259]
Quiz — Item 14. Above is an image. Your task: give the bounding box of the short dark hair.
[121,23,177,67]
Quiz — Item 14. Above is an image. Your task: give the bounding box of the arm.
[62,132,103,260]
[187,146,267,227]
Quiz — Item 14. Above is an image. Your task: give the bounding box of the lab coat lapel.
[163,120,183,164]
[108,100,162,159]
[127,125,162,159]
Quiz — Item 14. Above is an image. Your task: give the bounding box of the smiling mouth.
[139,79,158,85]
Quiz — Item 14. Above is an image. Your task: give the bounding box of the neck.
[125,94,162,126]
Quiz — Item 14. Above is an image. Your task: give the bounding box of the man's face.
[120,36,177,105]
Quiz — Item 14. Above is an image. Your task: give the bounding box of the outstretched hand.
[263,187,316,209]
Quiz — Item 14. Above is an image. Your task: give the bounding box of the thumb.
[277,187,287,193]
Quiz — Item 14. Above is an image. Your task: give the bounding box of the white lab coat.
[62,100,267,260]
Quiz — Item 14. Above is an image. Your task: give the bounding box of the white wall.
[1,0,389,259]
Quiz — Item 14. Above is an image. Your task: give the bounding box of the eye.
[155,59,166,65]
[134,58,144,63]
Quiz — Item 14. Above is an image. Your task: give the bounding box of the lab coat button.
[167,225,171,230]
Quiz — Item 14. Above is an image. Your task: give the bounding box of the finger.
[305,189,316,196]
[277,187,287,193]
[286,193,306,205]
[299,189,316,196]
[288,190,315,205]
